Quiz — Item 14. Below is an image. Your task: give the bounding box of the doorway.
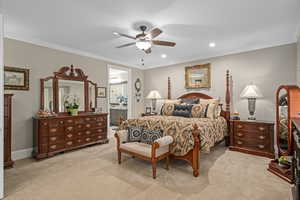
[108,65,131,135]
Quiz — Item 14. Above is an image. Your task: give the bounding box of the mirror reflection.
[89,83,96,110]
[58,80,85,112]
[278,89,288,152]
[44,79,53,112]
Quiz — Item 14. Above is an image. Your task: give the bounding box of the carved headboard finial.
[168,77,171,99]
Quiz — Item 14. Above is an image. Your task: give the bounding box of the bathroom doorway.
[108,65,131,133]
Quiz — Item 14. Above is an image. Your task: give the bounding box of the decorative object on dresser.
[229,120,274,158]
[97,87,106,98]
[268,85,300,183]
[141,113,157,117]
[134,78,142,102]
[146,90,162,114]
[34,65,108,160]
[185,63,211,89]
[4,94,14,168]
[240,83,263,120]
[4,66,29,90]
[145,107,151,114]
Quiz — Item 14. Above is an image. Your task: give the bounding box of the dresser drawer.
[234,138,272,153]
[65,140,76,148]
[64,119,75,125]
[84,130,93,136]
[48,119,64,128]
[84,136,93,143]
[48,143,65,152]
[49,135,64,144]
[65,126,75,133]
[94,128,105,134]
[49,127,64,136]
[65,132,76,140]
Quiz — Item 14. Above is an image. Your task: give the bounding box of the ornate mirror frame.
[40,65,97,113]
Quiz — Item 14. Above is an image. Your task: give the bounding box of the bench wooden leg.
[118,150,121,164]
[152,161,157,179]
[166,156,170,170]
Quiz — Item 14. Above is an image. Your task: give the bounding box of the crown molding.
[4,32,142,69]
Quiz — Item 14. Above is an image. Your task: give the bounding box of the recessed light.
[209,42,216,47]
[161,54,167,58]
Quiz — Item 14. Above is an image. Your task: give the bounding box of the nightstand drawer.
[234,138,271,153]
[235,123,269,133]
[235,130,270,141]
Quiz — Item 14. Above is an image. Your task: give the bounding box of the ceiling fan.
[114,25,176,54]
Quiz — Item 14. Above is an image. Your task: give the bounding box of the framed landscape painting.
[185,63,211,89]
[4,66,29,90]
[97,87,107,98]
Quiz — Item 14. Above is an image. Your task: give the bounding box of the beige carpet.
[4,139,291,200]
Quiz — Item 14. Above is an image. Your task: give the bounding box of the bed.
[117,70,231,177]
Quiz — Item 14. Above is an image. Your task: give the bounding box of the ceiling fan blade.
[144,48,152,54]
[113,32,136,40]
[116,42,136,48]
[146,28,162,39]
[152,40,176,47]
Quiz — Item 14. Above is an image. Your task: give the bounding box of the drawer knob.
[78,132,82,135]
[86,131,91,135]
[67,120,73,123]
[86,118,90,121]
[67,141,73,145]
[50,128,57,133]
[43,122,48,126]
[78,125,82,128]
[98,135,102,139]
[60,121,64,124]
[50,137,57,141]
[67,134,73,138]
[237,133,243,137]
[86,138,91,142]
[258,145,265,149]
[67,127,73,131]
[237,141,243,145]
[258,127,265,131]
[259,135,265,140]
[86,124,91,128]
[78,139,82,143]
[237,125,243,128]
[50,145,57,149]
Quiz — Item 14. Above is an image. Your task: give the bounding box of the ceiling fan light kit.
[114,25,176,54]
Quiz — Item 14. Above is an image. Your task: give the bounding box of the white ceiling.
[2,0,300,69]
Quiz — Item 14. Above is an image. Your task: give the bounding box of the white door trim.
[0,13,4,199]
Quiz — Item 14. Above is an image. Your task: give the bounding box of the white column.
[0,13,4,199]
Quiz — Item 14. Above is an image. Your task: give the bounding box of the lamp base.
[248,116,256,120]
[248,98,256,121]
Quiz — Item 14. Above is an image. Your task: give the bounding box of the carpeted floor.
[4,138,291,200]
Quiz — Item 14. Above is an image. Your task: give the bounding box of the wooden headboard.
[167,70,231,122]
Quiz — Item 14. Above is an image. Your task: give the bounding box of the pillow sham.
[172,104,193,118]
[161,103,175,116]
[191,104,207,118]
[127,126,143,142]
[181,98,199,105]
[199,99,220,119]
[141,129,164,144]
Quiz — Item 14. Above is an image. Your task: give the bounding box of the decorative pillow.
[141,129,164,144]
[199,99,220,119]
[164,99,182,104]
[161,103,175,116]
[191,104,207,118]
[127,126,143,142]
[181,98,199,105]
[172,104,193,118]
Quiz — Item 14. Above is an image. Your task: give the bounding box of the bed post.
[168,77,171,99]
[225,70,231,146]
[192,124,200,177]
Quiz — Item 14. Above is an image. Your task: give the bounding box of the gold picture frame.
[185,63,211,89]
[4,66,30,90]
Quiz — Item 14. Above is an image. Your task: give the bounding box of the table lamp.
[240,83,263,120]
[146,90,162,114]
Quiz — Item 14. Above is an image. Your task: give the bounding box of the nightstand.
[141,113,158,117]
[229,120,274,158]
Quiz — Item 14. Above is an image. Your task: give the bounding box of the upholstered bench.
[114,130,174,179]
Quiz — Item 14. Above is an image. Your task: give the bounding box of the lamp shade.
[146,90,162,99]
[240,84,263,98]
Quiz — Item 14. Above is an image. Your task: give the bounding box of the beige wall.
[144,43,297,121]
[4,38,144,151]
[297,34,300,85]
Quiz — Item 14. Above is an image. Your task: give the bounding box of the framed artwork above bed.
[185,63,211,89]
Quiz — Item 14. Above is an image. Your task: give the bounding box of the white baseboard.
[12,148,33,161]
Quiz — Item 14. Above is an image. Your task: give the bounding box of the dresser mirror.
[40,65,97,113]
[277,88,288,154]
[43,78,54,111]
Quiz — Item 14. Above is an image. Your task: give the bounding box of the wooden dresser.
[4,94,14,168]
[33,113,108,159]
[229,120,274,158]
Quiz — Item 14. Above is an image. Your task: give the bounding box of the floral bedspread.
[118,115,228,156]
